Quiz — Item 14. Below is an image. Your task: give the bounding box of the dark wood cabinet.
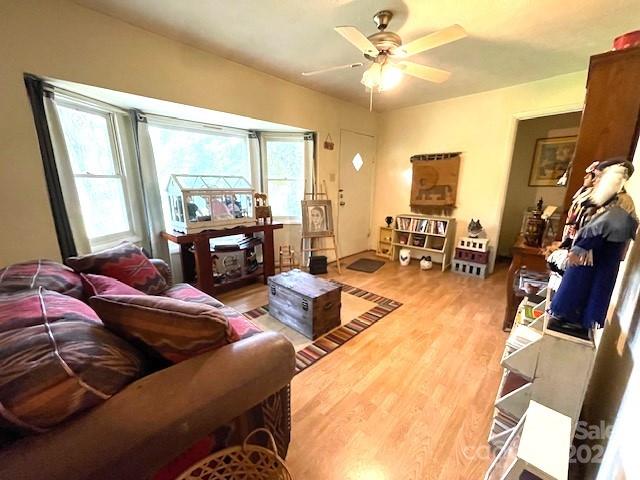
[504,46,640,331]
[563,47,640,208]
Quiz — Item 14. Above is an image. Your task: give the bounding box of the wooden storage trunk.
[268,269,341,340]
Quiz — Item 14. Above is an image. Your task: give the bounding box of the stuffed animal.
[399,248,411,266]
[254,193,272,224]
[467,218,485,238]
[420,256,433,270]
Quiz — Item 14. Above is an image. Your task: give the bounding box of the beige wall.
[0,0,376,265]
[373,72,587,268]
[497,111,582,256]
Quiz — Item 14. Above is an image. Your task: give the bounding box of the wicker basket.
[176,428,293,480]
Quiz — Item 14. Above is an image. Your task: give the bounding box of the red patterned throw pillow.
[161,284,262,341]
[0,288,146,433]
[0,288,101,332]
[0,260,83,299]
[81,273,145,297]
[66,242,167,295]
[220,306,263,341]
[89,295,231,363]
[162,283,224,308]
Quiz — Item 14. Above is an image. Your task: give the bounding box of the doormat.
[241,281,402,374]
[346,258,386,273]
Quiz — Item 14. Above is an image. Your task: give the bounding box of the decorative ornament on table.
[524,198,546,247]
[548,159,638,339]
[399,248,411,266]
[420,256,433,270]
[467,219,485,238]
[254,193,273,225]
[385,216,393,227]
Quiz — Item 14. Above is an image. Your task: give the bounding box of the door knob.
[339,201,346,206]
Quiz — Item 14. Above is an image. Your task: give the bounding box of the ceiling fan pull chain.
[369,88,373,112]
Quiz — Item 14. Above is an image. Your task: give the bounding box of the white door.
[338,129,375,258]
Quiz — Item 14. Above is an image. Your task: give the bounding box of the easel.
[301,182,342,274]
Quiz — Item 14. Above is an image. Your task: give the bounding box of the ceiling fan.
[302,10,467,108]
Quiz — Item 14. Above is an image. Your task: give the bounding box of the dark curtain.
[23,73,77,259]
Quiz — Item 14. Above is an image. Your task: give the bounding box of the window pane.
[75,177,130,238]
[266,140,304,218]
[56,105,116,175]
[268,179,303,218]
[266,140,304,179]
[148,125,251,229]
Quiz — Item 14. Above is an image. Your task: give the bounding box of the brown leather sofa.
[0,331,295,479]
[0,259,296,480]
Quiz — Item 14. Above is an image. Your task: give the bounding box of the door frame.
[336,128,377,258]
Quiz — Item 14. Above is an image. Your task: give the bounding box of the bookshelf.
[391,214,456,271]
[487,288,596,455]
[376,226,393,260]
[486,401,572,480]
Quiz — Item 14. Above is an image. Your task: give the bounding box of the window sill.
[274,218,301,226]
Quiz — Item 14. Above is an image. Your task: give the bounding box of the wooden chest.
[268,269,341,340]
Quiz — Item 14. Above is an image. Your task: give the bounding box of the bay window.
[261,133,311,223]
[48,94,144,253]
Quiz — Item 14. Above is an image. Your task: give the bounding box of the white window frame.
[49,93,145,252]
[145,115,257,190]
[260,133,308,224]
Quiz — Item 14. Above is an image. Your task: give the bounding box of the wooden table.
[162,223,283,296]
[503,236,548,331]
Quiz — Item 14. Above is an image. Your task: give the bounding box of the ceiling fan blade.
[334,26,379,56]
[398,61,451,83]
[302,62,364,76]
[396,24,467,57]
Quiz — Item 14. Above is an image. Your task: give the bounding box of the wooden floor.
[218,252,508,480]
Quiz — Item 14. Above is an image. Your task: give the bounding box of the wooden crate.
[268,269,341,340]
[458,237,489,252]
[455,247,490,264]
[452,259,488,278]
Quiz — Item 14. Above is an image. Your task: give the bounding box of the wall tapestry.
[410,152,461,208]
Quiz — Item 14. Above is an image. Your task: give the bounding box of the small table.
[268,269,341,340]
[503,236,548,331]
[162,223,283,296]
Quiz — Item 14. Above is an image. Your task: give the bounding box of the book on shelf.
[396,217,411,230]
[398,233,409,245]
[412,234,426,247]
[430,237,445,251]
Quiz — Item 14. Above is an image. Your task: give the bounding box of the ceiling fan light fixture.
[379,63,403,91]
[360,62,382,89]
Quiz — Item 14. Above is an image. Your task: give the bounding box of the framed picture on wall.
[301,199,334,237]
[528,136,577,186]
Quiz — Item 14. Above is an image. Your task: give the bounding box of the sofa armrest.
[0,331,295,480]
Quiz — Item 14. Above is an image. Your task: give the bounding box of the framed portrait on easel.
[301,199,334,237]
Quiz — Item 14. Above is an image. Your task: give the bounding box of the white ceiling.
[74,0,639,111]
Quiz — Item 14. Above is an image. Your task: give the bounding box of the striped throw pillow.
[66,242,167,295]
[0,288,146,433]
[0,260,83,299]
[90,295,231,363]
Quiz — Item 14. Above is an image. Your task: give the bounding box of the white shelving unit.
[485,401,572,480]
[391,214,456,271]
[488,295,597,453]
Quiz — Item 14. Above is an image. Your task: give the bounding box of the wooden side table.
[162,223,283,296]
[503,237,548,331]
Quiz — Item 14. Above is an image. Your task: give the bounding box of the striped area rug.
[241,280,402,374]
